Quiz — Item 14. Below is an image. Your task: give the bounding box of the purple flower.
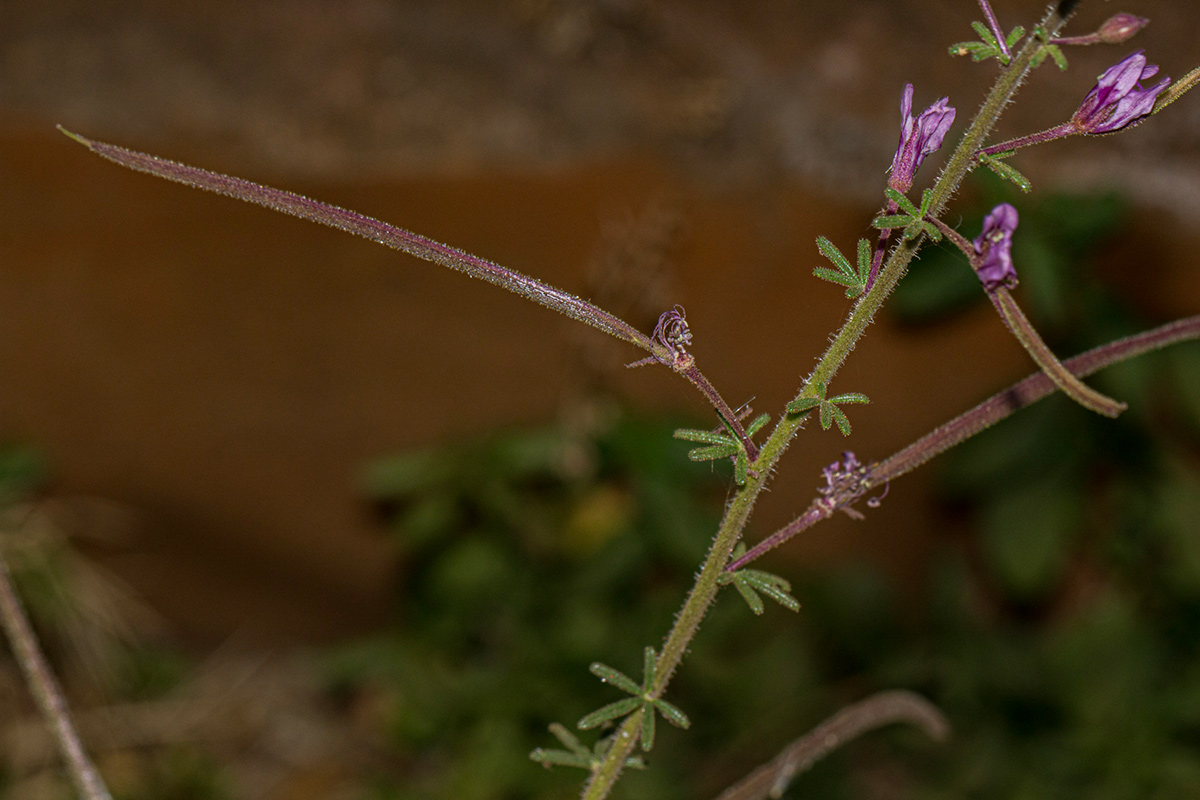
[973,203,1019,292]
[889,84,956,193]
[1071,51,1169,134]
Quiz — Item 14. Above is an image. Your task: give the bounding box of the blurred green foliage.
[335,180,1200,799]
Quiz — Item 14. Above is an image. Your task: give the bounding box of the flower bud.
[1098,13,1149,45]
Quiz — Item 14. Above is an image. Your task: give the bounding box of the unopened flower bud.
[1098,13,1149,45]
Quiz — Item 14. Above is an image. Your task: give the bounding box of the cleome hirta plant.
[4,1,1200,798]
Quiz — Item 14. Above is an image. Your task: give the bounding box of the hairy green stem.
[581,461,768,798]
[581,6,1074,798]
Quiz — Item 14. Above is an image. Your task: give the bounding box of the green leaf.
[816,236,854,276]
[578,697,642,729]
[673,428,733,445]
[950,40,998,60]
[732,577,765,614]
[970,20,998,48]
[1049,44,1068,70]
[642,647,657,689]
[653,698,691,729]
[640,705,656,750]
[746,413,771,436]
[741,569,792,593]
[589,662,641,695]
[687,443,739,462]
[748,579,802,612]
[829,392,870,405]
[885,188,920,216]
[856,238,872,280]
[786,398,820,415]
[550,722,590,756]
[1006,25,1026,48]
[530,748,592,769]
[1034,43,1067,70]
[918,189,935,215]
[982,156,1032,193]
[813,266,859,288]
[734,449,748,485]
[819,402,833,430]
[873,214,913,230]
[831,407,852,436]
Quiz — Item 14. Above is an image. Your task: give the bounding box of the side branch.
[733,314,1200,568]
[713,691,949,800]
[0,551,113,800]
[58,128,659,356]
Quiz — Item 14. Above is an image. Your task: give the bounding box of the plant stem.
[581,8,1075,798]
[976,122,1075,159]
[990,287,1126,417]
[978,0,1010,60]
[729,313,1200,569]
[581,461,767,798]
[0,552,113,800]
[679,362,758,460]
[713,691,949,800]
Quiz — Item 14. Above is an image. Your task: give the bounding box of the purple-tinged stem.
[927,217,974,261]
[713,691,949,800]
[864,201,896,294]
[1051,32,1103,45]
[0,552,113,800]
[976,122,1076,159]
[978,0,1010,60]
[730,314,1200,569]
[990,287,1126,417]
[679,362,759,460]
[872,313,1200,484]
[726,503,828,571]
[58,128,660,359]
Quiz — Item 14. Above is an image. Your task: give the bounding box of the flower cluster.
[816,451,872,517]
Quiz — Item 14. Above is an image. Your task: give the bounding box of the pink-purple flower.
[973,203,1018,292]
[1071,50,1169,134]
[889,84,956,193]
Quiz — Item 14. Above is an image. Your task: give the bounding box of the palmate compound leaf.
[813,236,870,298]
[786,382,867,437]
[580,648,689,751]
[530,723,646,771]
[676,415,769,485]
[720,544,801,615]
[674,426,739,463]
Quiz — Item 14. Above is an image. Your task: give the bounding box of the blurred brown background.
[2,0,1199,646]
